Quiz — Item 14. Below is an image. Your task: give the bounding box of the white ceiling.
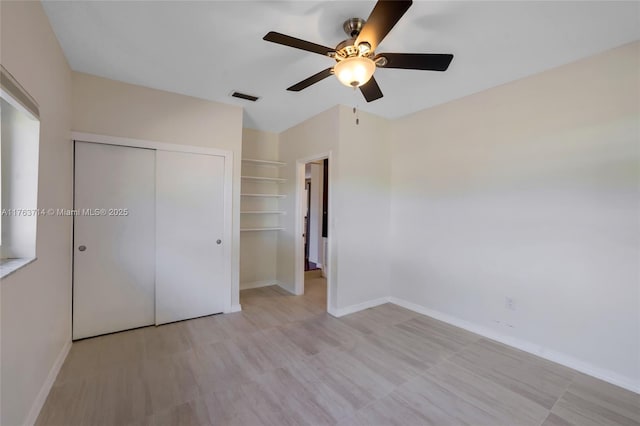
[42,1,639,133]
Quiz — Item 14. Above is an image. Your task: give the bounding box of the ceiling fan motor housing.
[343,18,365,38]
[336,18,373,60]
[335,38,367,59]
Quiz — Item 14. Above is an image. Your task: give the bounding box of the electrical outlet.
[505,297,516,311]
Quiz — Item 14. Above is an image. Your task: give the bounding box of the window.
[0,65,40,277]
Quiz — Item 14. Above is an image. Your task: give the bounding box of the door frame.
[294,151,333,312]
[304,179,311,270]
[71,132,234,314]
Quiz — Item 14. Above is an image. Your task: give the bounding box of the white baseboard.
[24,339,72,426]
[277,281,298,295]
[229,304,242,313]
[328,297,389,318]
[324,294,639,393]
[388,297,640,394]
[240,280,278,290]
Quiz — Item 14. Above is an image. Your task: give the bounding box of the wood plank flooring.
[36,277,639,426]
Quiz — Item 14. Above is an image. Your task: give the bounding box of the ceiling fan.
[263,0,453,102]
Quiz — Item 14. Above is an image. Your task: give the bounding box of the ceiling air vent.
[231,91,260,102]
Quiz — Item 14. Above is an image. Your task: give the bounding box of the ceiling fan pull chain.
[352,94,360,126]
[353,87,360,126]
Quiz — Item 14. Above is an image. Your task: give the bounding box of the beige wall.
[336,106,391,307]
[278,106,341,307]
[0,1,73,425]
[240,128,280,289]
[242,128,279,161]
[71,72,244,307]
[389,41,640,389]
[277,105,392,311]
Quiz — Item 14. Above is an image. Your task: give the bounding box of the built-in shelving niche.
[240,158,286,232]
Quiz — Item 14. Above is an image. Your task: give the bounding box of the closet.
[73,140,230,340]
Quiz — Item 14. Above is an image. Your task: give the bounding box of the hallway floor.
[36,278,638,425]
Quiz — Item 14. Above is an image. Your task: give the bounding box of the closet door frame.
[72,132,234,315]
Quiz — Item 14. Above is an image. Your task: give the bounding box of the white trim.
[328,297,389,318]
[222,150,234,314]
[0,88,38,121]
[294,152,333,313]
[1,65,40,119]
[294,162,305,296]
[228,304,242,313]
[0,257,37,279]
[24,340,72,426]
[71,132,235,316]
[71,132,232,157]
[240,280,278,290]
[388,297,640,395]
[242,158,287,167]
[318,292,640,393]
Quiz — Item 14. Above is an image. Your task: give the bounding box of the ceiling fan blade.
[376,53,454,71]
[360,76,383,102]
[287,68,334,92]
[263,31,334,56]
[355,0,413,52]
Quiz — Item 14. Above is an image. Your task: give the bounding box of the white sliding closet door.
[73,142,156,340]
[155,150,227,325]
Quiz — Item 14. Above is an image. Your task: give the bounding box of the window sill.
[0,257,37,279]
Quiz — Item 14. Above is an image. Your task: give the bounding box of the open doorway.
[295,154,331,309]
[304,161,325,272]
[302,160,327,305]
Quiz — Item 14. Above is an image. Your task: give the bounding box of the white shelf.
[241,176,286,183]
[242,159,286,167]
[241,193,286,198]
[241,156,284,233]
[241,211,285,214]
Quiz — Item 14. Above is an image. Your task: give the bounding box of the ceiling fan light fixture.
[334,56,375,88]
[264,0,453,102]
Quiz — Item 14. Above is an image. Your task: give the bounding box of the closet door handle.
[78,245,87,252]
[216,239,222,245]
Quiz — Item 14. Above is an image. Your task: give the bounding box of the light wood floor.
[37,277,639,426]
